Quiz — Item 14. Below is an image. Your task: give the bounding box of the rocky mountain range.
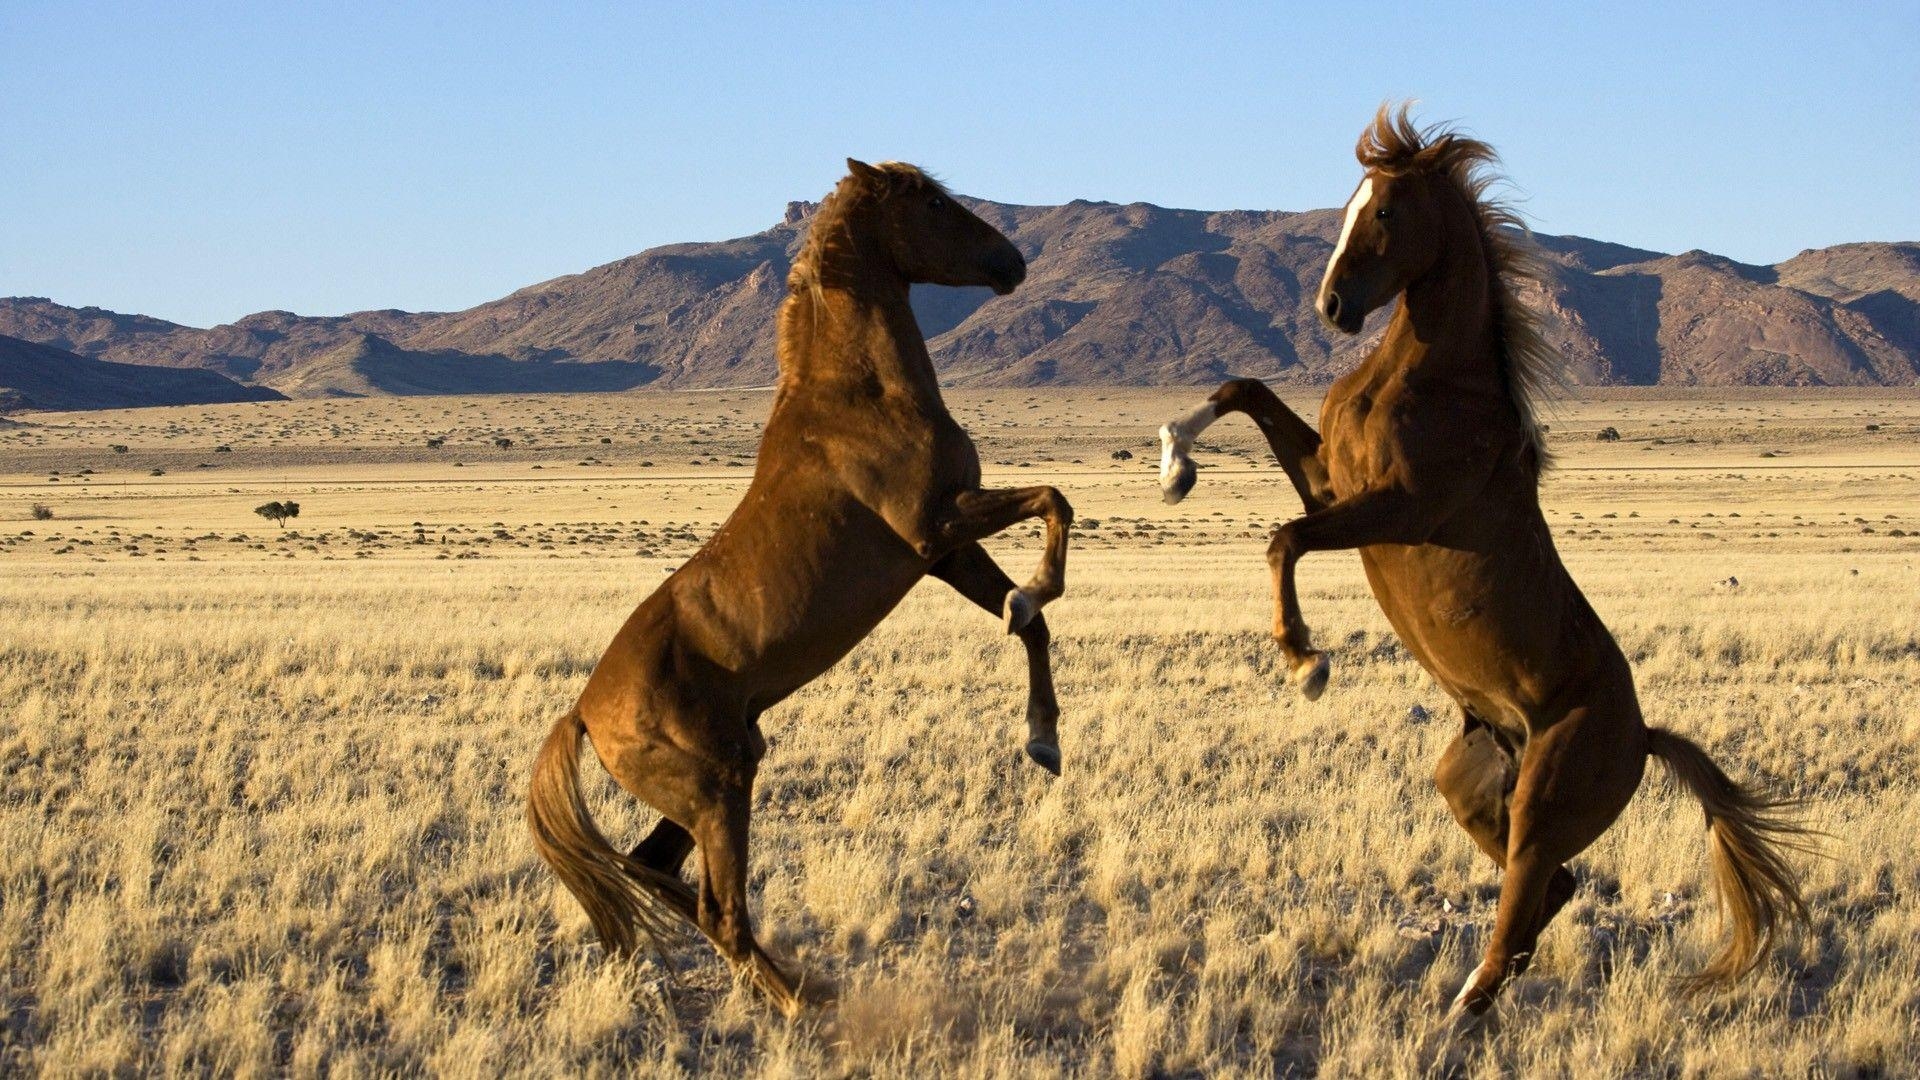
[0,334,282,412]
[4,197,1916,408]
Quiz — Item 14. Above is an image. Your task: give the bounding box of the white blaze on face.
[1318,176,1374,306]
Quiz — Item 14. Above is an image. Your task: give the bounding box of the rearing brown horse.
[1159,107,1811,1033]
[529,160,1071,1013]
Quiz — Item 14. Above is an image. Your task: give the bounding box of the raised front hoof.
[1025,739,1062,776]
[1289,652,1330,701]
[1161,456,1197,505]
[1002,588,1038,634]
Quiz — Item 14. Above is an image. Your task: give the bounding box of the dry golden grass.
[2,388,1917,1076]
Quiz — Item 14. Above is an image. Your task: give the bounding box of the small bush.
[30,503,53,521]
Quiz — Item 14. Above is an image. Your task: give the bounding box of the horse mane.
[1357,103,1561,472]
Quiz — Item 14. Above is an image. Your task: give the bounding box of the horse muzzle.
[986,248,1027,295]
[1318,286,1367,335]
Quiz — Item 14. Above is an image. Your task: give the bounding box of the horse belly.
[1359,544,1566,730]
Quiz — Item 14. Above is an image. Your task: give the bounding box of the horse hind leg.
[1433,714,1578,930]
[1437,702,1644,1038]
[628,819,698,920]
[585,700,809,1011]
[691,784,814,1014]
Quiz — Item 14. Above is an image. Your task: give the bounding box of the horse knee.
[1041,487,1073,528]
[1266,523,1302,567]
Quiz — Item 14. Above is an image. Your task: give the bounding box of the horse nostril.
[1323,293,1342,322]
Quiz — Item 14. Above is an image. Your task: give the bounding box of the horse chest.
[1321,392,1390,492]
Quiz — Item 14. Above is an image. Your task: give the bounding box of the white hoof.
[1290,653,1330,700]
[1158,425,1197,505]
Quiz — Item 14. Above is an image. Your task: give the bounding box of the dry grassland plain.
[2,388,1917,1077]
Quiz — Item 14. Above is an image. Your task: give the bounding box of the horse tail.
[527,708,688,962]
[1646,727,1815,990]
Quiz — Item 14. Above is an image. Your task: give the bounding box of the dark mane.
[1358,103,1561,470]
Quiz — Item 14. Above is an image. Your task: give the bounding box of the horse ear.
[846,158,883,183]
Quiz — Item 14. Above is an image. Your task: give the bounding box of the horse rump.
[527,709,692,963]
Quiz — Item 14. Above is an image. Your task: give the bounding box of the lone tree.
[254,500,301,528]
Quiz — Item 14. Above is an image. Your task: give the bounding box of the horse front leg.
[931,486,1073,633]
[1269,487,1445,699]
[928,541,1062,774]
[1160,378,1332,510]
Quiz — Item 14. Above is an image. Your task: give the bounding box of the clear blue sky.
[3,2,1915,328]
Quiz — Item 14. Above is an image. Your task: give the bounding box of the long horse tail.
[527,708,689,962]
[1646,726,1815,990]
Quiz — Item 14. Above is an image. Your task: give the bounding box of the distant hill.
[0,334,284,412]
[4,200,1915,400]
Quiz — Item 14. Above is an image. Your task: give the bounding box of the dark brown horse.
[529,160,1070,1013]
[1159,107,1811,1033]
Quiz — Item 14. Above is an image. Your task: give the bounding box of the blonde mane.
[1357,104,1562,471]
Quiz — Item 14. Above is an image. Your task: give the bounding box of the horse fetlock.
[1044,488,1074,526]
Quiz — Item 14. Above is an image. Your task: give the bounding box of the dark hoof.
[1003,589,1037,634]
[1025,740,1062,776]
[1291,652,1330,701]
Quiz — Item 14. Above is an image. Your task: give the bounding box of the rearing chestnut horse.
[530,160,1070,1013]
[1159,108,1810,1032]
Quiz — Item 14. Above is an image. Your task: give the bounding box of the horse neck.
[1370,218,1503,396]
[776,277,942,402]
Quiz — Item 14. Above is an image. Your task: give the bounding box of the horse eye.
[928,195,946,209]
[1375,206,1392,220]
